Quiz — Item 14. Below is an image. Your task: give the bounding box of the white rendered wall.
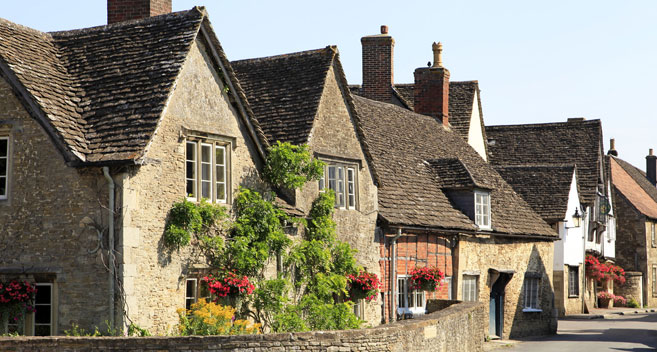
[467,90,487,161]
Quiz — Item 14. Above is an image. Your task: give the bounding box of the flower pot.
[420,280,438,292]
[349,287,369,301]
[598,297,611,308]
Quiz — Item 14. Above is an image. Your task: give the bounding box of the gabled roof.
[349,81,484,143]
[494,165,577,223]
[231,47,335,146]
[0,7,267,164]
[485,119,604,206]
[353,95,555,238]
[610,157,657,219]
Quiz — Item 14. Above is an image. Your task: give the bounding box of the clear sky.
[2,1,656,168]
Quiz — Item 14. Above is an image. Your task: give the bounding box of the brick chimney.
[361,25,394,103]
[108,0,172,24]
[607,138,618,156]
[647,149,657,186]
[413,42,450,127]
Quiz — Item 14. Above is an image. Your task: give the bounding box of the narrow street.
[491,312,657,351]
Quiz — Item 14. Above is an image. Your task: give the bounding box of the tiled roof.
[485,119,604,206]
[350,81,483,143]
[231,47,335,146]
[353,95,555,238]
[494,165,576,223]
[0,8,266,164]
[610,157,657,219]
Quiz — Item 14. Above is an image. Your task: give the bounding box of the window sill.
[522,308,543,313]
[568,294,580,298]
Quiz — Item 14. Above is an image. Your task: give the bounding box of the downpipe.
[390,228,402,322]
[102,167,115,330]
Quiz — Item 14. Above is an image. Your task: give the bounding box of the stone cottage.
[486,118,616,311]
[350,26,558,338]
[493,165,585,316]
[0,3,276,335]
[230,47,381,324]
[607,142,657,307]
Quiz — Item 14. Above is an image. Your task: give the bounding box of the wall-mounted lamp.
[572,208,582,228]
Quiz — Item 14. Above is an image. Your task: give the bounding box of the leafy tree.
[263,141,324,189]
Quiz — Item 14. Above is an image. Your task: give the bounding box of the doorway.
[488,269,513,338]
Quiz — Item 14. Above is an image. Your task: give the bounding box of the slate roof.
[0,7,266,164]
[231,47,335,146]
[353,95,555,238]
[610,157,657,219]
[350,81,483,143]
[485,119,604,206]
[494,165,577,223]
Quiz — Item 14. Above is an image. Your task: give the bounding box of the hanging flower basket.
[347,270,381,302]
[203,272,254,304]
[0,280,37,325]
[409,267,444,292]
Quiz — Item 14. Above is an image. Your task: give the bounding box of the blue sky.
[2,1,657,168]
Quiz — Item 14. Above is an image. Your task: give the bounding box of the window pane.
[34,325,51,336]
[0,176,5,196]
[186,142,197,198]
[216,165,225,183]
[201,145,211,163]
[35,285,51,303]
[347,168,355,208]
[202,163,211,180]
[0,159,5,176]
[0,139,6,157]
[35,305,51,324]
[217,183,226,202]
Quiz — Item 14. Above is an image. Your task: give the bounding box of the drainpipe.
[390,228,402,322]
[102,167,115,330]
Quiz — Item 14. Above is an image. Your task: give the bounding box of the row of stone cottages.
[0,0,624,339]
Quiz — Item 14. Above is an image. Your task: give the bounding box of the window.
[0,136,8,200]
[34,283,53,336]
[568,266,579,297]
[319,162,358,209]
[474,190,491,229]
[523,277,540,310]
[653,266,657,297]
[444,277,453,300]
[462,275,478,302]
[397,276,425,316]
[186,140,230,203]
[352,298,364,320]
[185,276,211,309]
[651,223,656,247]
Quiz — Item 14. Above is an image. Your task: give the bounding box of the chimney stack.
[413,42,450,127]
[361,25,394,103]
[108,0,172,24]
[647,149,657,186]
[607,138,618,156]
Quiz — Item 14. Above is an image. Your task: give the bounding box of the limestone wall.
[0,77,112,334]
[297,64,380,325]
[554,264,584,316]
[0,301,486,352]
[615,271,643,307]
[116,37,265,334]
[456,236,556,339]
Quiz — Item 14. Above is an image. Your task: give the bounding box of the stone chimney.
[647,149,657,186]
[607,138,618,156]
[413,42,450,127]
[361,25,394,103]
[108,0,172,24]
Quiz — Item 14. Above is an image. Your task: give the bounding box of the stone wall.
[116,38,266,334]
[644,220,657,307]
[297,64,380,325]
[0,77,112,335]
[553,264,584,316]
[456,236,556,339]
[0,301,485,352]
[616,271,643,307]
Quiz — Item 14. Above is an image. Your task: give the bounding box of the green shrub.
[627,297,640,308]
[177,299,260,336]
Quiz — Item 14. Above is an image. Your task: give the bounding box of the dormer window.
[474,190,491,229]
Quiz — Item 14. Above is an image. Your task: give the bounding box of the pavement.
[483,308,657,351]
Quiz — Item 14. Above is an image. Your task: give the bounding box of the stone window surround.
[3,277,57,336]
[184,133,233,204]
[462,274,478,302]
[317,155,360,210]
[568,265,579,297]
[0,135,8,201]
[184,270,211,309]
[652,265,657,297]
[651,222,656,248]
[474,190,491,230]
[522,273,541,312]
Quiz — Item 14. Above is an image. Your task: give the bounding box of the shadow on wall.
[509,244,557,338]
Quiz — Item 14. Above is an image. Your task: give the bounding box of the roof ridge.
[495,163,576,169]
[0,17,53,39]
[487,119,601,129]
[49,7,203,37]
[231,46,335,64]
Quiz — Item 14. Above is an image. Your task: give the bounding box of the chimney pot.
[608,138,618,156]
[381,25,388,34]
[432,42,443,68]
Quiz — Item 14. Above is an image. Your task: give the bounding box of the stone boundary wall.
[616,271,643,307]
[0,301,485,352]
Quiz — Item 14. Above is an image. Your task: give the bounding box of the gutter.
[390,228,402,322]
[102,167,115,330]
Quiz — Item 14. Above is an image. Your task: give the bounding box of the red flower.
[408,266,444,291]
[347,270,381,301]
[203,272,254,302]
